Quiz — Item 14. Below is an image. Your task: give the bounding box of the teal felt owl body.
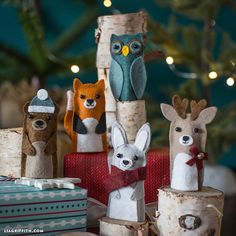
[109,33,147,101]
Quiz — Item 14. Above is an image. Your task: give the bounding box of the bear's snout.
[32,119,47,130]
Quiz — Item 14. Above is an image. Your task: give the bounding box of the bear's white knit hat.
[28,89,55,113]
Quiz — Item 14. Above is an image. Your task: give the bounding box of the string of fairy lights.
[70,1,235,87]
[166,56,235,87]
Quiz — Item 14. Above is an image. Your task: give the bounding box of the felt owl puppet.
[109,33,147,101]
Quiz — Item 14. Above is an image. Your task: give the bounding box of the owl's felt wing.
[109,59,124,100]
[130,56,147,100]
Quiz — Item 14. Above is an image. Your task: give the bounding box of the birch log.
[156,186,224,236]
[0,128,22,177]
[95,12,148,144]
[117,100,146,143]
[100,217,149,236]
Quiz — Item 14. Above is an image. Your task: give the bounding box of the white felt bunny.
[105,121,151,222]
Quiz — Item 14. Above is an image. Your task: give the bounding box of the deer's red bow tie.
[186,145,208,170]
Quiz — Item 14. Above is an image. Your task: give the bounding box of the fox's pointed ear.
[96,79,105,90]
[73,78,82,91]
[23,101,30,114]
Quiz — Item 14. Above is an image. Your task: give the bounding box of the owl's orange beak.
[122,45,129,56]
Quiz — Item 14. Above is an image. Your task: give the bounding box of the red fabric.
[64,149,170,204]
[104,166,147,193]
[186,145,208,170]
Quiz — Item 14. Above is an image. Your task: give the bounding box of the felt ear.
[197,106,217,124]
[135,33,143,40]
[134,123,151,153]
[112,121,128,149]
[160,103,179,122]
[54,103,60,115]
[111,34,118,41]
[96,79,105,90]
[23,101,30,114]
[73,78,83,91]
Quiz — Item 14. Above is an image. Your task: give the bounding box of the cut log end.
[156,186,224,236]
[100,217,149,236]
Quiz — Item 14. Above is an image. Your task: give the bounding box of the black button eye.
[175,127,182,132]
[28,114,34,119]
[194,128,200,133]
[116,153,123,158]
[80,95,85,99]
[134,155,138,161]
[95,94,100,99]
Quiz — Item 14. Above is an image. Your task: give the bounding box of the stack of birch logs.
[95,11,147,146]
[96,11,150,236]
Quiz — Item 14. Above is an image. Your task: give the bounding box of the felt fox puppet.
[64,79,107,152]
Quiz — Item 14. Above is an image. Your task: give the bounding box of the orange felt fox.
[64,79,107,152]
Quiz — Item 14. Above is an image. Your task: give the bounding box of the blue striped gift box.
[0,182,87,235]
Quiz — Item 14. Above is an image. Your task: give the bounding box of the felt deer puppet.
[64,79,107,153]
[161,95,217,191]
[105,122,151,222]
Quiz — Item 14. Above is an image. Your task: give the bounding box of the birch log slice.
[156,186,224,236]
[0,128,22,177]
[99,217,149,236]
[117,100,146,143]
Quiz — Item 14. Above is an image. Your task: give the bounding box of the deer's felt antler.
[172,95,189,119]
[190,99,207,120]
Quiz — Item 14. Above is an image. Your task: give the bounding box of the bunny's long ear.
[112,121,128,149]
[134,123,151,153]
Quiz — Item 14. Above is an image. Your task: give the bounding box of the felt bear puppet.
[64,79,107,153]
[109,33,147,102]
[21,89,59,179]
[105,122,151,222]
[161,95,217,191]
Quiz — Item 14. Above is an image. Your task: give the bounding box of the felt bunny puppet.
[105,122,151,222]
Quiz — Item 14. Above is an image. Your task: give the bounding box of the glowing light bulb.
[166,56,174,65]
[103,0,112,7]
[208,71,218,79]
[70,65,80,73]
[226,77,235,86]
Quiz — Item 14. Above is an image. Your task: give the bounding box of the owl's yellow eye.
[111,41,122,54]
[130,40,143,54]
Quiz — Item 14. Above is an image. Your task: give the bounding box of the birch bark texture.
[95,12,147,144]
[156,186,224,236]
[0,128,22,177]
[116,100,147,143]
[100,217,149,236]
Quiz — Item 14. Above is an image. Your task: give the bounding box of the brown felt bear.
[21,89,59,178]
